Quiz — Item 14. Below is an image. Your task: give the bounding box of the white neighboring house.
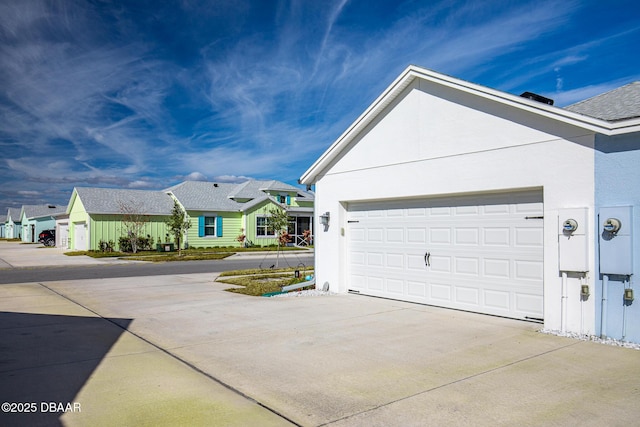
[300,65,640,341]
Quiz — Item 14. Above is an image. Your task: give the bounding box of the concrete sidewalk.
[0,240,313,269]
[0,240,141,268]
[1,271,639,426]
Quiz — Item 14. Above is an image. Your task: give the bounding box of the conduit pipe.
[561,272,568,333]
[622,277,630,341]
[600,274,609,339]
[580,275,585,335]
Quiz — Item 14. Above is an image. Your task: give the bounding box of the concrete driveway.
[1,242,639,425]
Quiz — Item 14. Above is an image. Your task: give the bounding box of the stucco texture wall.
[595,133,640,342]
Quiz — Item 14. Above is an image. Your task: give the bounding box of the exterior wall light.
[319,212,330,227]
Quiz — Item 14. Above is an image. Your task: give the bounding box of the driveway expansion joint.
[36,282,303,427]
[318,340,582,426]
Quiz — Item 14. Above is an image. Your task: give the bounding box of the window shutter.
[286,195,291,205]
[216,216,223,237]
[198,216,204,237]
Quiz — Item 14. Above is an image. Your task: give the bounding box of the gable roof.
[564,81,640,122]
[7,208,21,222]
[166,181,244,211]
[69,187,174,215]
[166,180,313,212]
[21,204,66,220]
[300,65,640,185]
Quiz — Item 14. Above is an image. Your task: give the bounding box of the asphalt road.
[0,255,314,284]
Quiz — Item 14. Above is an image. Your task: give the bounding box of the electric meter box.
[599,206,633,275]
[558,208,589,272]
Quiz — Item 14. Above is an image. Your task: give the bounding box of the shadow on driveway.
[0,312,131,426]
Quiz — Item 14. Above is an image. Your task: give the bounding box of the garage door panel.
[367,228,384,242]
[387,279,404,294]
[455,205,479,215]
[515,227,543,247]
[514,260,544,280]
[367,252,384,267]
[407,254,426,270]
[455,257,480,275]
[484,258,511,278]
[455,286,480,305]
[429,228,451,244]
[386,228,404,242]
[408,228,427,243]
[483,204,510,215]
[484,289,510,310]
[386,253,404,268]
[515,293,543,316]
[430,283,452,302]
[347,191,544,320]
[368,276,384,291]
[350,228,366,241]
[484,228,510,245]
[430,256,452,273]
[408,281,426,297]
[455,228,479,245]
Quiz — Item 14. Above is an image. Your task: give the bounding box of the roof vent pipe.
[520,91,554,105]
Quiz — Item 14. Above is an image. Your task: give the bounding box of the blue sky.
[1,0,639,209]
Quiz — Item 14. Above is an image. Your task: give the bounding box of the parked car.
[38,229,55,247]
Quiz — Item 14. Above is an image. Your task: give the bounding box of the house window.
[198,216,223,237]
[256,216,275,237]
[204,216,216,236]
[278,195,291,205]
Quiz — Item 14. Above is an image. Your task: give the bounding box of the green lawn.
[216,268,315,296]
[64,245,312,261]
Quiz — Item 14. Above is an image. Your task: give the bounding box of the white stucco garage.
[301,65,640,337]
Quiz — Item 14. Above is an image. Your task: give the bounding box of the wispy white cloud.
[1,0,638,208]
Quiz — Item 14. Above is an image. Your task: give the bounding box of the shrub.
[98,240,115,252]
[118,235,155,252]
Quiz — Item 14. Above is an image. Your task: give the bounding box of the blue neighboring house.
[5,208,22,239]
[20,204,67,243]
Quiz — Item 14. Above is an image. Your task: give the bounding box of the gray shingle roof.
[7,208,21,222]
[165,180,313,211]
[165,181,245,211]
[21,204,66,220]
[565,81,640,122]
[73,187,174,215]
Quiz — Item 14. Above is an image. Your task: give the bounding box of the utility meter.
[603,218,621,234]
[558,208,588,272]
[563,219,578,233]
[599,207,633,275]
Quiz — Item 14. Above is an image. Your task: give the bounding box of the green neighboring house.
[166,180,315,248]
[66,187,175,251]
[20,204,66,243]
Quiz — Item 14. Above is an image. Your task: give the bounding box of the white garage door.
[74,222,87,251]
[347,191,544,320]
